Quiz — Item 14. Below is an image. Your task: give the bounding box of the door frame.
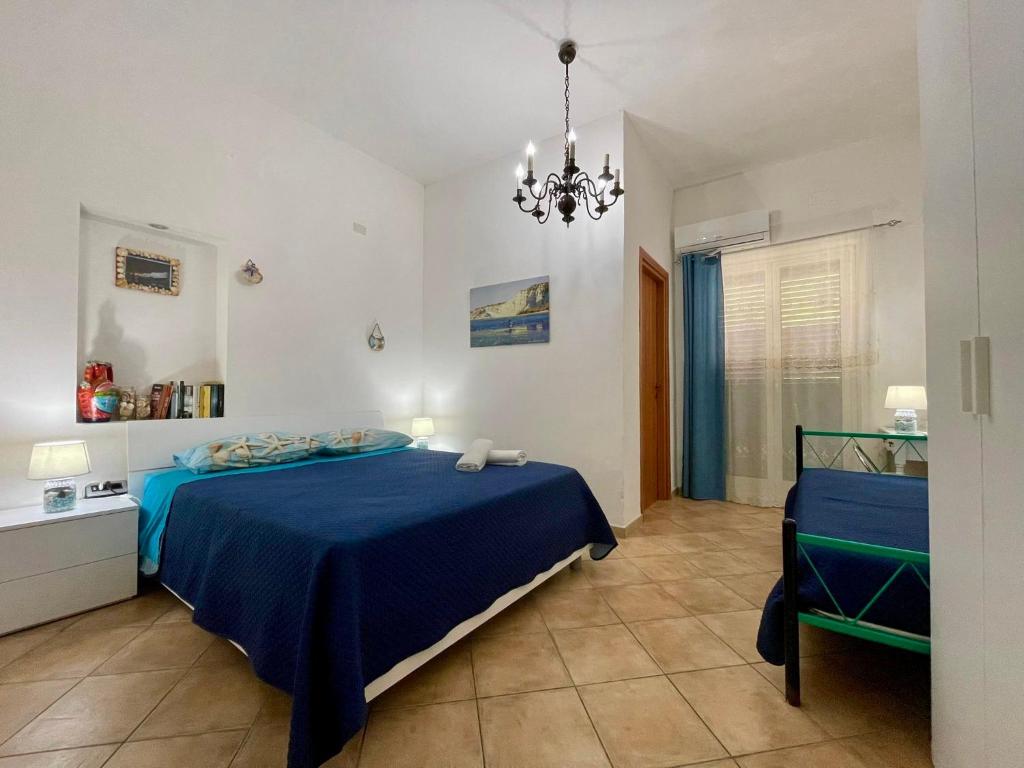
[639,248,672,509]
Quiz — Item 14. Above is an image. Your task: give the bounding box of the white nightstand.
[0,495,138,635]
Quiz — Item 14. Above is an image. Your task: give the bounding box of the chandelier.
[513,40,624,227]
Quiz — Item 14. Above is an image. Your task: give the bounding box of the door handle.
[960,340,973,413]
[973,336,990,416]
[960,337,991,416]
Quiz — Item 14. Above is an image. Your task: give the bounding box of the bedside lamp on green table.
[885,386,927,434]
[28,440,91,513]
[410,417,435,449]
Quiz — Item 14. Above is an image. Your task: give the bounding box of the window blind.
[779,259,841,381]
[723,270,767,383]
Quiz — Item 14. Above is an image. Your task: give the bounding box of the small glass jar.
[43,478,77,513]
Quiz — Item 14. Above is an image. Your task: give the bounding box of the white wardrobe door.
[971,0,1024,763]
[918,1,985,765]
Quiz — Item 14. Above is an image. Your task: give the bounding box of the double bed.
[126,412,616,768]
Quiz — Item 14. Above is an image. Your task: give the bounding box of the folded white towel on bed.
[487,449,527,467]
[456,439,493,472]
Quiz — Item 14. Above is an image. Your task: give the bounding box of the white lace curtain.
[721,231,875,506]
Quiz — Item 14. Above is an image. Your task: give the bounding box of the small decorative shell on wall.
[368,321,385,351]
[241,259,263,284]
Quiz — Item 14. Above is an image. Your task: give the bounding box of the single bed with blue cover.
[756,428,930,706]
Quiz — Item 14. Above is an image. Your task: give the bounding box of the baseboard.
[612,514,643,537]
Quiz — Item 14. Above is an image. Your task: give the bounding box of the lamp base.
[42,478,77,513]
[414,437,429,450]
[893,409,919,434]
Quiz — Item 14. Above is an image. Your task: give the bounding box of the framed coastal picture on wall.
[470,275,549,347]
[115,246,180,296]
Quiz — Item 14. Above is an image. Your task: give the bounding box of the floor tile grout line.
[224,727,251,768]
[466,632,486,768]
[617,612,669,676]
[665,663,752,759]
[0,675,90,754]
[0,742,123,763]
[112,664,198,753]
[0,632,62,674]
[691,612,760,664]
[0,623,147,685]
[224,724,258,768]
[570,684,615,767]
[544,618,616,768]
[93,728,251,768]
[87,647,216,679]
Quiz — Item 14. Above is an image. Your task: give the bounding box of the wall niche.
[76,207,227,422]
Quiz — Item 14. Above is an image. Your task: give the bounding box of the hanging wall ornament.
[368,321,385,351]
[241,259,263,284]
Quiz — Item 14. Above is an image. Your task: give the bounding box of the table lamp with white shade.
[28,440,91,513]
[885,386,928,434]
[410,417,435,449]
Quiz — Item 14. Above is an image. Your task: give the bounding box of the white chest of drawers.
[0,495,138,635]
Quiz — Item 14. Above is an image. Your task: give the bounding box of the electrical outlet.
[84,480,127,498]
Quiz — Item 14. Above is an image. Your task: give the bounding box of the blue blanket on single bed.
[756,468,929,665]
[152,448,616,768]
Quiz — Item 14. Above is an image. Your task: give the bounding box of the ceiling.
[5,0,920,187]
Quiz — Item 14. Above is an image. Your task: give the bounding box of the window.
[722,232,874,506]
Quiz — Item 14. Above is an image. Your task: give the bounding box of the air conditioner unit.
[674,209,771,254]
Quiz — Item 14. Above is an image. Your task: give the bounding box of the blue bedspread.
[153,448,616,768]
[137,448,411,575]
[756,468,929,665]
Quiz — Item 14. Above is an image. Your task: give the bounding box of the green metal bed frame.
[784,425,930,706]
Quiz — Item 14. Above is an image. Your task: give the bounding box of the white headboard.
[125,410,385,496]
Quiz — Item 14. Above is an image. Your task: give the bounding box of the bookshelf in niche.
[76,207,227,423]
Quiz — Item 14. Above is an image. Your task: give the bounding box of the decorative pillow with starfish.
[174,432,314,474]
[311,428,412,455]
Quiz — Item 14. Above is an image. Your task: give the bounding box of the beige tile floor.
[0,498,933,767]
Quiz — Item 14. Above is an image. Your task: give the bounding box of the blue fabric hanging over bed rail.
[151,448,616,768]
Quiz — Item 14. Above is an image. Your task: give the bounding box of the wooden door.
[639,249,671,511]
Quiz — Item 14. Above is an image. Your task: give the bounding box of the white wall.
[77,215,222,395]
[422,113,631,525]
[622,116,675,519]
[672,131,927,430]
[0,22,424,509]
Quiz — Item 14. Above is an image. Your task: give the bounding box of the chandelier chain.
[564,62,571,163]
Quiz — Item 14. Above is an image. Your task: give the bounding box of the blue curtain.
[680,252,726,500]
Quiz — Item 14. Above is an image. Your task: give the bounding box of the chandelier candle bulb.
[603,153,609,168]
[526,141,535,174]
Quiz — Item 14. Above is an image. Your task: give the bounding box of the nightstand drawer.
[0,554,137,635]
[0,509,137,583]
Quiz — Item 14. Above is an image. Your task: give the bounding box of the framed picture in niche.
[115,246,180,296]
